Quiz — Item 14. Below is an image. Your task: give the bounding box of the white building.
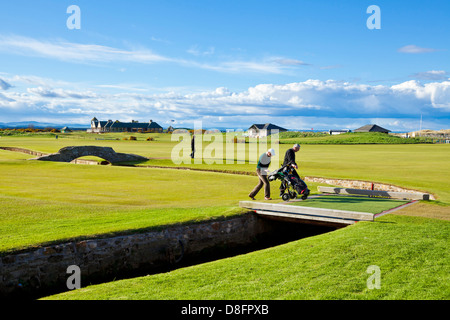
[248,123,287,138]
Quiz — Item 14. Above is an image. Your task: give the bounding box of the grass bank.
[44,214,449,300]
[279,132,429,144]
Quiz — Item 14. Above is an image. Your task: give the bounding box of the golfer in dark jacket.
[249,148,275,200]
[190,134,195,159]
[280,144,301,196]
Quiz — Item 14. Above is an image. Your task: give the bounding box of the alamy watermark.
[367,5,381,30]
[366,265,381,289]
[170,121,280,168]
[66,265,81,290]
[67,5,81,30]
[65,5,380,31]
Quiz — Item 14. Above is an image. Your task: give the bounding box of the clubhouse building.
[88,118,163,133]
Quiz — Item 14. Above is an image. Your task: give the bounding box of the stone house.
[248,123,287,137]
[354,124,391,133]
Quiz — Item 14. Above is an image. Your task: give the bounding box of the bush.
[146,137,154,141]
[129,136,137,140]
[280,131,327,139]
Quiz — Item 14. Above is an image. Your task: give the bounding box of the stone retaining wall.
[0,146,47,157]
[0,213,274,298]
[304,176,435,199]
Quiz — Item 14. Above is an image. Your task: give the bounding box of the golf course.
[0,131,448,300]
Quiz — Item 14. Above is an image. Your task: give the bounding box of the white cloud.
[391,80,450,110]
[187,45,215,56]
[0,34,304,75]
[196,60,289,74]
[27,86,98,99]
[398,45,439,54]
[1,76,449,130]
[0,35,171,64]
[270,58,310,66]
[410,70,449,81]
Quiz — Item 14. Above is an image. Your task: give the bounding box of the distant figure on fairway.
[190,134,195,159]
[280,144,301,196]
[249,148,275,200]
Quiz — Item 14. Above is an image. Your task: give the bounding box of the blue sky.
[0,0,449,131]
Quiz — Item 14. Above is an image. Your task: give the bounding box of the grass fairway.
[0,152,323,254]
[0,157,253,254]
[1,133,449,202]
[1,133,449,300]
[44,214,449,300]
[289,195,410,214]
[301,144,450,204]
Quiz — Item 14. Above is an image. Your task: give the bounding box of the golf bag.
[268,165,310,201]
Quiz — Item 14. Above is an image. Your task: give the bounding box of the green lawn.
[1,134,449,254]
[44,214,449,300]
[0,133,449,300]
[1,133,449,205]
[301,144,450,204]
[290,195,410,214]
[1,156,303,254]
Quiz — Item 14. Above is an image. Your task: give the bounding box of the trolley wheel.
[282,193,290,201]
[301,189,310,200]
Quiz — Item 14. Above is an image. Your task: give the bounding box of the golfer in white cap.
[249,148,275,200]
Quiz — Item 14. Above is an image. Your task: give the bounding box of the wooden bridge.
[239,200,374,228]
[240,187,426,227]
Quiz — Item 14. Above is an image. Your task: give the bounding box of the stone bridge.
[32,146,148,164]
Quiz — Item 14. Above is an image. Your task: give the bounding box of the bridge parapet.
[31,146,148,164]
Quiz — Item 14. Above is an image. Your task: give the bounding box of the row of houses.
[87,118,289,136]
[248,123,391,137]
[87,117,390,136]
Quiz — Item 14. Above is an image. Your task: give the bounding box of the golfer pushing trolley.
[249,145,310,201]
[249,148,276,200]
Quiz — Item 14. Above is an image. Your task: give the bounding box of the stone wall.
[32,146,148,164]
[0,147,47,157]
[304,176,435,199]
[0,213,275,298]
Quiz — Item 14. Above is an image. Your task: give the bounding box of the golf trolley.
[268,165,310,201]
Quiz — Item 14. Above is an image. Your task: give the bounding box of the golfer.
[190,134,195,159]
[249,148,275,200]
[280,144,301,196]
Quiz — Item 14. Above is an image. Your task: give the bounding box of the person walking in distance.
[190,134,195,159]
[249,148,275,200]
